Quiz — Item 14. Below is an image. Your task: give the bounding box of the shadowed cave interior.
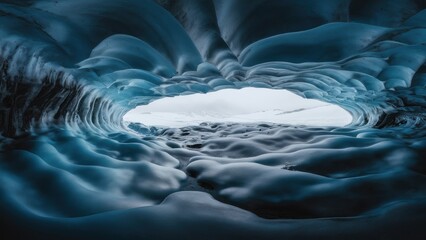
[1,0,426,239]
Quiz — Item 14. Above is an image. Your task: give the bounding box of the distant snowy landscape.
[124,88,353,127]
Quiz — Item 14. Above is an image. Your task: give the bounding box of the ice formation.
[1,0,426,239]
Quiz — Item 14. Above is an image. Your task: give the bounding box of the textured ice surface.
[124,88,353,127]
[1,0,426,239]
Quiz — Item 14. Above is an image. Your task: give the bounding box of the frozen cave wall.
[1,0,426,239]
[0,0,425,134]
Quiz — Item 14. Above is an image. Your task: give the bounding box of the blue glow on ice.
[1,0,426,239]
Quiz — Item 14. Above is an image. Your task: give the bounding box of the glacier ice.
[0,0,426,239]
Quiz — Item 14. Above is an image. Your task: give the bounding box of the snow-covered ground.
[124,88,353,127]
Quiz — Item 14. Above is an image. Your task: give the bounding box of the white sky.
[124,88,353,127]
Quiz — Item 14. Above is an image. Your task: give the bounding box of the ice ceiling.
[1,0,426,239]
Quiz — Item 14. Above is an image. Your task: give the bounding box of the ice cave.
[1,0,426,239]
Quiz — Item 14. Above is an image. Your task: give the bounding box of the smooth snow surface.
[124,88,352,127]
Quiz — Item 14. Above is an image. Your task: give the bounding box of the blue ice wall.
[1,0,426,239]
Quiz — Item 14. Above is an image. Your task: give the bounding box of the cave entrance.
[123,88,352,128]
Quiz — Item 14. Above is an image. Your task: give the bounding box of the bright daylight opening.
[124,88,353,128]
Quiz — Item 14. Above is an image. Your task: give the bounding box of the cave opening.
[123,87,353,128]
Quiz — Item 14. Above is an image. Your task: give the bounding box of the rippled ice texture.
[1,0,426,239]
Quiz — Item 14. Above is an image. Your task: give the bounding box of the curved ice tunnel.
[1,0,426,239]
